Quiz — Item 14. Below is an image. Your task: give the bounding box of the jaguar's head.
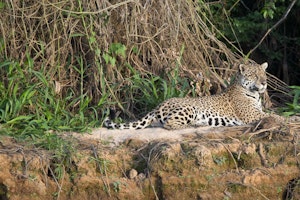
[238,62,268,94]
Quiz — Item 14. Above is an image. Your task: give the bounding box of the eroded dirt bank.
[1,123,300,200]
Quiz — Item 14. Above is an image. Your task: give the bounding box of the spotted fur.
[104,62,284,130]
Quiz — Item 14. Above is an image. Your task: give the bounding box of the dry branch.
[247,0,297,57]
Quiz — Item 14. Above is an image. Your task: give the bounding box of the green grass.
[0,60,98,134]
[111,45,194,119]
[279,86,300,116]
[124,64,192,117]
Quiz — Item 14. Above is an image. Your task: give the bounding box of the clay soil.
[1,121,300,200]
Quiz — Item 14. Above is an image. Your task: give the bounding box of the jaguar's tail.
[103,111,156,130]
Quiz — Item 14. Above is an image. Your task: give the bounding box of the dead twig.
[91,145,112,197]
[247,126,278,141]
[257,143,268,167]
[48,166,63,200]
[220,142,240,173]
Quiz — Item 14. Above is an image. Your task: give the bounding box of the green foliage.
[103,43,126,66]
[113,181,121,193]
[123,48,192,117]
[204,0,283,44]
[44,134,77,180]
[0,56,100,143]
[126,66,191,116]
[201,0,300,85]
[101,43,193,118]
[280,86,300,116]
[212,155,227,166]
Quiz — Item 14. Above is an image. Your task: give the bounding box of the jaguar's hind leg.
[162,110,194,130]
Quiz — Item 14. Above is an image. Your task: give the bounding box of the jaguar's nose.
[261,80,267,86]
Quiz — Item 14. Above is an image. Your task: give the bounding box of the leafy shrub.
[280,86,300,116]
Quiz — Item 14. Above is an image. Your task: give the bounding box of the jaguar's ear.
[239,64,246,75]
[261,62,268,70]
